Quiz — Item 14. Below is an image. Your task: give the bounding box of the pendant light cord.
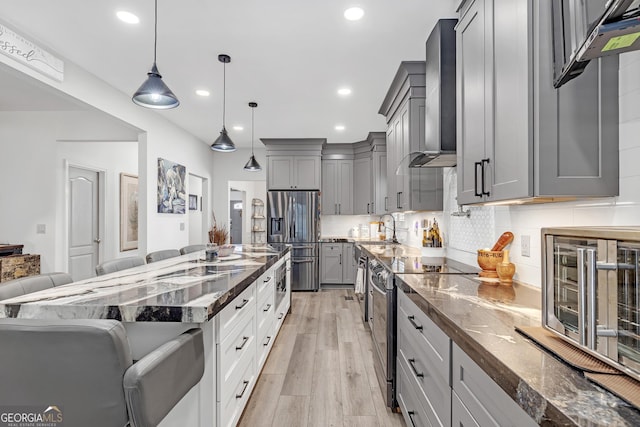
[153,0,158,64]
[251,106,255,155]
[222,62,226,127]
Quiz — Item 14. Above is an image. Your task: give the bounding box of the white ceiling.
[0,1,456,147]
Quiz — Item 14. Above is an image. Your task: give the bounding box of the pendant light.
[244,102,261,171]
[211,54,236,152]
[132,0,179,109]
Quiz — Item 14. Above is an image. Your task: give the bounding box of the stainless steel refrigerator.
[267,191,320,291]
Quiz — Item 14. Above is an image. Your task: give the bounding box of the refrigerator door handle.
[292,259,314,264]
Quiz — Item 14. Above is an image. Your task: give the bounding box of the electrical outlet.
[180,222,185,231]
[521,235,530,257]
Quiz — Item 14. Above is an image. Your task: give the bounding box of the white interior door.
[69,167,100,280]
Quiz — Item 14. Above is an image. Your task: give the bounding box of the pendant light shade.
[211,54,236,152]
[132,0,179,109]
[244,102,261,171]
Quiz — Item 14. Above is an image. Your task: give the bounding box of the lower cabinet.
[216,254,290,427]
[397,287,536,427]
[320,242,356,285]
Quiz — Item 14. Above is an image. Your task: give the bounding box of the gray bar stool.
[96,256,146,276]
[146,249,181,263]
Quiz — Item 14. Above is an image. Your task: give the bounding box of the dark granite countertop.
[0,244,289,323]
[395,272,640,426]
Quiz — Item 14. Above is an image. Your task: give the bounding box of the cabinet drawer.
[397,288,450,384]
[396,354,433,427]
[219,311,256,386]
[257,291,275,333]
[257,316,275,371]
[397,324,451,426]
[217,284,256,343]
[451,343,536,427]
[256,268,274,301]
[452,390,480,427]
[218,347,256,427]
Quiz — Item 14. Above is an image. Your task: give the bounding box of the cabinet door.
[320,244,342,284]
[372,151,387,215]
[396,110,408,210]
[268,156,293,190]
[490,0,530,201]
[337,160,353,215]
[386,126,396,213]
[321,160,338,214]
[341,243,355,284]
[353,157,371,214]
[452,390,480,427]
[294,156,321,190]
[457,0,490,205]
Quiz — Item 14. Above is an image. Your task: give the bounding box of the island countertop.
[0,244,289,323]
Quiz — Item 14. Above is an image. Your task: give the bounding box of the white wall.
[212,148,267,242]
[188,174,204,244]
[0,112,139,272]
[0,36,216,267]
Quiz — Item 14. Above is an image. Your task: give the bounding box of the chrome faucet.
[378,214,399,244]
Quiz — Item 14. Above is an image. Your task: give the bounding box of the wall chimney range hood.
[410,18,457,168]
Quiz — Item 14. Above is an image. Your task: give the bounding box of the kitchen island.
[358,243,640,426]
[0,244,291,427]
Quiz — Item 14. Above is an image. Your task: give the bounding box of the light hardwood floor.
[239,289,406,427]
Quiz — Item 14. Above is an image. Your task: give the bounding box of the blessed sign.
[0,22,64,81]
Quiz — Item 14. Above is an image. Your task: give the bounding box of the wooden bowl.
[218,244,236,257]
[477,250,504,278]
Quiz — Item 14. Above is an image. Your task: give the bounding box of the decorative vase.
[496,249,516,284]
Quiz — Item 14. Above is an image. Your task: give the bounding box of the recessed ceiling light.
[344,7,364,21]
[233,125,244,131]
[337,87,352,96]
[117,11,140,24]
[335,125,346,131]
[195,89,210,97]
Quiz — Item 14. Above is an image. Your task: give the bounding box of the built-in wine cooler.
[543,227,640,380]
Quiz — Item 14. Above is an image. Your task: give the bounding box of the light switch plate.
[180,222,185,231]
[521,235,530,257]
[36,224,46,234]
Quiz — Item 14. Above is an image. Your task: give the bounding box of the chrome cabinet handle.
[408,358,424,378]
[263,336,272,347]
[407,315,423,331]
[264,277,272,283]
[263,304,272,312]
[278,313,284,319]
[236,336,250,351]
[293,259,313,264]
[94,238,101,243]
[235,298,250,310]
[236,380,250,399]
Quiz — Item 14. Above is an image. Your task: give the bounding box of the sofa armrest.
[123,328,204,427]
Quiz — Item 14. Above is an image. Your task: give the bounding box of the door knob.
[94,238,101,244]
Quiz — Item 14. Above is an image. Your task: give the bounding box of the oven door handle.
[371,280,386,295]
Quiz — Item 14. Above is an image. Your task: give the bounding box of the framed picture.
[120,173,139,251]
[189,194,198,210]
[157,158,186,214]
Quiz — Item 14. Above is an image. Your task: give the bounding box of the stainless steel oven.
[368,257,396,408]
[543,227,640,380]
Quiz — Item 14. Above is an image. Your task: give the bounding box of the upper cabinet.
[379,62,443,213]
[353,132,387,215]
[456,0,619,205]
[321,144,353,215]
[262,139,324,190]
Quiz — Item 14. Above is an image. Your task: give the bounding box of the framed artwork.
[189,194,198,210]
[120,173,139,251]
[157,158,186,214]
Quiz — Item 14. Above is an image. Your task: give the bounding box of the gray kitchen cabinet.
[262,138,324,191]
[267,155,321,190]
[451,342,537,427]
[456,0,619,205]
[321,159,353,215]
[320,243,355,285]
[379,62,443,212]
[372,143,387,215]
[353,157,372,215]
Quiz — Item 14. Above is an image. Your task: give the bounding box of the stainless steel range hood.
[410,18,457,168]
